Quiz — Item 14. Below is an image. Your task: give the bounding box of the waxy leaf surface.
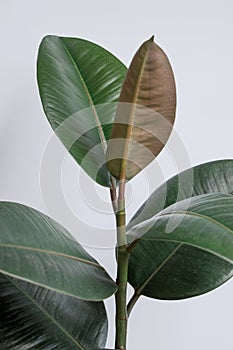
[107,37,176,180]
[0,202,117,301]
[0,275,108,349]
[37,35,126,186]
[128,193,233,300]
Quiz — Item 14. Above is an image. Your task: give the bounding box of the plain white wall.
[1,0,233,348]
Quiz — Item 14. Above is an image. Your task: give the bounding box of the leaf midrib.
[60,39,107,153]
[130,208,233,295]
[0,243,101,269]
[120,41,151,179]
[134,243,182,297]
[5,274,85,350]
[157,209,233,237]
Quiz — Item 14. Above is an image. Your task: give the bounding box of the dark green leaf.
[107,36,176,180]
[0,202,117,301]
[128,193,233,300]
[37,35,126,186]
[128,159,233,230]
[0,274,107,349]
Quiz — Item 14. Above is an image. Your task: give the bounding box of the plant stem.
[110,176,117,213]
[115,179,129,350]
[127,292,140,317]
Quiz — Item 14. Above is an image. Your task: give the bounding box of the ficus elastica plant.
[0,35,233,350]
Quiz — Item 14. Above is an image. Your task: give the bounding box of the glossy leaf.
[128,193,233,300]
[128,159,233,230]
[0,274,107,349]
[0,202,117,301]
[107,36,176,180]
[37,35,126,187]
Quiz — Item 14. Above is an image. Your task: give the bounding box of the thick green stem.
[115,180,129,350]
[115,250,129,349]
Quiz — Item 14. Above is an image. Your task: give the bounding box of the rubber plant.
[0,35,233,350]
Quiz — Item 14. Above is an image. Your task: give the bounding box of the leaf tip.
[149,35,155,42]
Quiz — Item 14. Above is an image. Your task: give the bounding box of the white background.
[1,0,233,349]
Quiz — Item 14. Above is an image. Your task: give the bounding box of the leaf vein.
[0,244,101,269]
[60,39,107,153]
[4,274,85,350]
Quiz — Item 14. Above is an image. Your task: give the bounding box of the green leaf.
[127,193,233,300]
[0,274,107,350]
[37,35,126,187]
[128,159,233,230]
[0,202,117,301]
[106,36,176,180]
